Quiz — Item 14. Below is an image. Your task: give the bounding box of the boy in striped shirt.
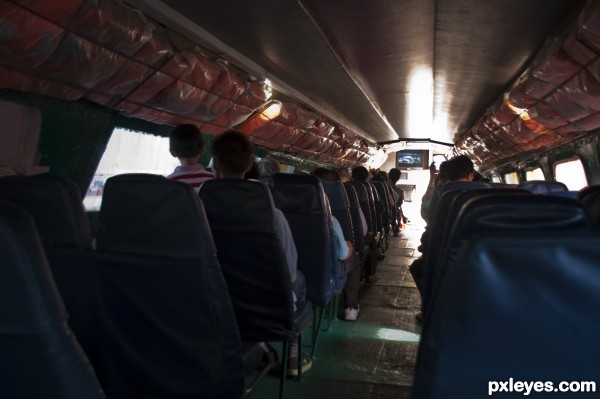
[167,124,214,192]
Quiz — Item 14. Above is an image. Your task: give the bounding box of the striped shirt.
[167,165,214,192]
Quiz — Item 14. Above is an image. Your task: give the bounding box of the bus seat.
[371,180,391,250]
[367,182,385,243]
[93,174,246,399]
[577,185,600,228]
[419,182,495,313]
[0,200,105,399]
[0,175,97,350]
[413,232,600,399]
[200,179,313,395]
[0,175,92,249]
[322,180,354,244]
[271,173,338,308]
[518,179,568,194]
[345,181,376,242]
[343,183,366,257]
[427,194,593,317]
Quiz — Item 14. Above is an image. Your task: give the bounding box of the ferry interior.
[2,0,600,398]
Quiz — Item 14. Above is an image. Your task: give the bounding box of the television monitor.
[396,150,427,169]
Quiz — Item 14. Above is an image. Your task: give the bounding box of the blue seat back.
[93,174,244,399]
[199,178,296,341]
[0,200,104,399]
[414,232,600,399]
[272,173,337,307]
[343,183,366,256]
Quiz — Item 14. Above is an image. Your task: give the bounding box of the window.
[491,174,502,183]
[525,167,545,181]
[83,128,181,211]
[503,171,519,184]
[554,157,587,191]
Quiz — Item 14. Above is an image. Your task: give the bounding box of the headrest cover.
[322,181,349,211]
[97,174,216,258]
[518,180,568,194]
[0,175,92,249]
[272,173,325,214]
[199,179,277,234]
[454,195,592,240]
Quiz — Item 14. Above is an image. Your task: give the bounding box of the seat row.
[0,172,384,399]
[412,179,600,398]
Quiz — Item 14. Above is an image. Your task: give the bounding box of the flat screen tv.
[396,150,427,169]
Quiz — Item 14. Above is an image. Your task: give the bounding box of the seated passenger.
[167,124,214,191]
[209,130,310,375]
[410,154,474,323]
[388,167,407,236]
[311,167,359,321]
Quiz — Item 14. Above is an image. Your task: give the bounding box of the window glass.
[503,171,519,184]
[83,128,180,211]
[554,157,587,190]
[491,175,502,183]
[525,167,545,181]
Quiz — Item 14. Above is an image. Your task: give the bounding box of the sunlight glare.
[407,67,433,137]
[376,328,420,343]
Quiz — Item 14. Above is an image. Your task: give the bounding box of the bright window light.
[504,171,520,184]
[83,128,180,211]
[525,168,545,181]
[554,157,588,190]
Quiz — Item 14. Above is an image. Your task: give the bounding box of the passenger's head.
[445,155,474,181]
[388,168,401,183]
[351,166,369,181]
[211,130,254,178]
[311,167,340,181]
[169,124,205,161]
[337,167,350,182]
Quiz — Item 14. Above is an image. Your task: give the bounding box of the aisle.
[248,221,425,399]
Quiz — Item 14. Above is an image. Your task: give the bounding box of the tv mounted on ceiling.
[396,150,428,169]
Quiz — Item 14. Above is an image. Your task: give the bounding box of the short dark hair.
[169,124,204,158]
[212,130,254,174]
[445,155,474,181]
[388,168,401,182]
[351,166,369,181]
[311,167,340,181]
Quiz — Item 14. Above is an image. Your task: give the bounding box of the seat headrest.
[440,180,492,196]
[343,184,360,209]
[199,179,276,234]
[0,200,67,330]
[96,174,215,258]
[344,181,367,202]
[0,175,92,249]
[322,181,349,211]
[518,180,568,194]
[454,194,592,240]
[272,173,325,214]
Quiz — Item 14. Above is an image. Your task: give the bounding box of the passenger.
[311,167,360,321]
[410,154,474,323]
[351,165,380,283]
[388,167,407,236]
[210,130,311,375]
[420,160,448,223]
[337,167,351,182]
[166,124,214,191]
